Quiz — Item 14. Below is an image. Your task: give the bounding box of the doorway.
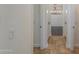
[33,4,75,54]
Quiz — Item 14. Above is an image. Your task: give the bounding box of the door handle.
[40,26,42,28]
[73,26,75,29]
[65,21,67,24]
[48,22,51,25]
[9,31,15,40]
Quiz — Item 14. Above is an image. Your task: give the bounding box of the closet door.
[0,5,33,53]
[40,5,48,49]
[7,5,33,53]
[64,5,75,50]
[0,5,10,53]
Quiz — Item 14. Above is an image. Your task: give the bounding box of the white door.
[40,5,49,49]
[0,5,10,53]
[64,5,75,50]
[0,5,33,53]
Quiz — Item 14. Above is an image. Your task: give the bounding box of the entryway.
[33,4,75,54]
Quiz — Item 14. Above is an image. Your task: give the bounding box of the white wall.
[0,5,33,53]
[33,5,40,47]
[50,15,64,26]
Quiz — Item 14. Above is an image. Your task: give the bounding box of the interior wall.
[33,5,40,47]
[49,4,64,27]
[50,15,64,26]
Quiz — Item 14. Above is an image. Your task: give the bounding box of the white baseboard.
[0,49,14,53]
[33,44,40,47]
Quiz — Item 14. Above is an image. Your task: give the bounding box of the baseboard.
[0,49,14,53]
[33,44,40,47]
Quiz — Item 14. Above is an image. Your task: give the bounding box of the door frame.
[40,4,75,50]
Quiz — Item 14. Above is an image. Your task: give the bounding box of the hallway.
[33,36,72,54]
[33,4,77,54]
